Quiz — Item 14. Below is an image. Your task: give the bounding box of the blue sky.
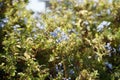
[26,0,45,12]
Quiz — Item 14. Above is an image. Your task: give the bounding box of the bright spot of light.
[26,0,45,12]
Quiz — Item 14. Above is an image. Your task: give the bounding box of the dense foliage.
[0,0,120,80]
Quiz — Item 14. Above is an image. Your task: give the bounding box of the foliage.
[0,0,120,80]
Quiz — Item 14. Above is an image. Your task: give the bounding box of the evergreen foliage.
[0,0,120,80]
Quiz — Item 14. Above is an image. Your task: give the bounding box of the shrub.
[0,0,120,80]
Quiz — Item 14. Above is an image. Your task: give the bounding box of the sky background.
[26,0,45,12]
